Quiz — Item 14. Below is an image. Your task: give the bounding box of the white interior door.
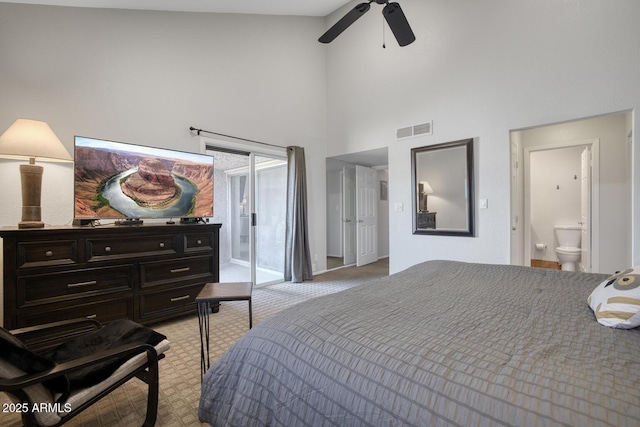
[343,166,357,265]
[580,146,592,272]
[356,165,377,266]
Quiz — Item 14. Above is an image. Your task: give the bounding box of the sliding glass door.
[207,146,286,287]
[254,156,287,285]
[229,170,251,269]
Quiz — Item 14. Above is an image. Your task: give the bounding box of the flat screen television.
[74,136,214,220]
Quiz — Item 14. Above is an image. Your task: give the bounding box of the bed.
[198,260,640,426]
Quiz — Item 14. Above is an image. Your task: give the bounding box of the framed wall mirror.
[411,138,475,236]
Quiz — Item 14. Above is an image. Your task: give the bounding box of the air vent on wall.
[396,121,433,140]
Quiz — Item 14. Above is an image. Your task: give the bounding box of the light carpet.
[1,259,388,426]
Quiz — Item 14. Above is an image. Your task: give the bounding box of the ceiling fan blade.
[318,2,371,43]
[383,2,416,46]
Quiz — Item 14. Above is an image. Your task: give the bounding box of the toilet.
[554,225,581,272]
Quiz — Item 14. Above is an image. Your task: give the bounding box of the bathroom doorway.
[525,141,598,272]
[510,111,632,274]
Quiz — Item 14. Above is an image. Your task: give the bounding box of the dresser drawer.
[17,240,78,268]
[138,283,203,321]
[184,232,215,252]
[18,265,134,307]
[140,255,214,288]
[87,234,177,261]
[18,297,133,328]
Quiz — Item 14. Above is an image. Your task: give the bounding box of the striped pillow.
[588,266,640,329]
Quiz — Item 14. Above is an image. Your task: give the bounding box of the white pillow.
[588,266,640,329]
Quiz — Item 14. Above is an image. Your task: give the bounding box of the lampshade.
[420,181,434,194]
[0,119,72,162]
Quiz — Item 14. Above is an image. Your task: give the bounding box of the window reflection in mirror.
[411,138,475,236]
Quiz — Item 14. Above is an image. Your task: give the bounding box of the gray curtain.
[284,146,313,283]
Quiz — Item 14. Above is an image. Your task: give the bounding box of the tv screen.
[74,136,214,220]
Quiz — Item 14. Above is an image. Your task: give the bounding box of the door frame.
[580,146,592,272]
[523,139,600,271]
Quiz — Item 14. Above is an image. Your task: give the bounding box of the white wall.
[0,4,328,271]
[324,0,640,274]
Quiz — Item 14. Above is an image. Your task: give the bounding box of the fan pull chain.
[382,14,386,48]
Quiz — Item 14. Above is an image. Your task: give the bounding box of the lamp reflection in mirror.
[419,181,434,212]
[0,119,72,228]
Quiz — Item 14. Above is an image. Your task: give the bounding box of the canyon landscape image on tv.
[74,136,214,219]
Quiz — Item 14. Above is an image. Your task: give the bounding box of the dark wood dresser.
[1,223,220,329]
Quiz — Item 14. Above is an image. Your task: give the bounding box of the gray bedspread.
[198,260,640,426]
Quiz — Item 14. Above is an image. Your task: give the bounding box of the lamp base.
[19,163,44,228]
[19,220,45,229]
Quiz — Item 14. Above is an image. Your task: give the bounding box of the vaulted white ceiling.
[1,0,352,16]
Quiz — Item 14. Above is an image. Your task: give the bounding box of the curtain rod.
[189,126,287,150]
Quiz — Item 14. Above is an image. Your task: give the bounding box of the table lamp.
[419,181,433,212]
[0,119,72,228]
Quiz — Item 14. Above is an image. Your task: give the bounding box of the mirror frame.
[411,138,475,237]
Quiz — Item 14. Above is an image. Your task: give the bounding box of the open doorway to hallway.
[326,147,389,271]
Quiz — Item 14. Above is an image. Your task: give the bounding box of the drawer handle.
[45,250,53,257]
[170,267,191,274]
[159,242,165,248]
[196,239,202,245]
[68,280,98,288]
[104,246,112,253]
[86,314,97,319]
[170,295,190,302]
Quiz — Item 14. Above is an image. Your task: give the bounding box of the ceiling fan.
[319,0,415,47]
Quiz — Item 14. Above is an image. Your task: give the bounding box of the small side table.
[417,211,437,229]
[196,282,253,379]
